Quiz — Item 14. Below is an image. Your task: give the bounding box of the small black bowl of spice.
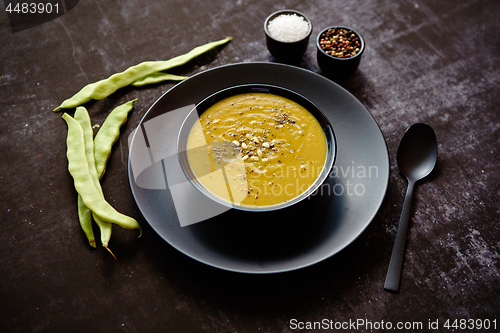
[316,26,365,79]
[264,9,313,63]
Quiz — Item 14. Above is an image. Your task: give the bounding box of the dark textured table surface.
[1,0,499,332]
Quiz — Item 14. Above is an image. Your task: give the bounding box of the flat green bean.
[93,214,115,259]
[92,99,137,255]
[94,99,136,178]
[74,107,100,187]
[62,113,141,234]
[74,107,98,248]
[54,37,231,110]
[75,106,115,252]
[77,194,96,248]
[131,73,187,87]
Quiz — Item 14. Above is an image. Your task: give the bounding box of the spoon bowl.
[397,124,438,181]
[384,123,437,292]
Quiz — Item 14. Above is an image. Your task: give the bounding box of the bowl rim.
[316,25,365,61]
[264,9,313,44]
[177,83,337,212]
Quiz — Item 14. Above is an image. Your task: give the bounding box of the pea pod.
[131,73,187,87]
[62,113,142,234]
[54,37,232,111]
[94,99,137,178]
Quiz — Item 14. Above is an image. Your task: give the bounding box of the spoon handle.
[384,179,415,292]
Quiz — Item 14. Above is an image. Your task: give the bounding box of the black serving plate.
[128,62,389,274]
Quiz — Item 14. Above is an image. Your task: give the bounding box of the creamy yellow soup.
[186,92,327,207]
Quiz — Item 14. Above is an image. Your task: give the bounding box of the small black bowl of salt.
[264,9,312,63]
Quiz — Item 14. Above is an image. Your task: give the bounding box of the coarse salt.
[267,13,309,42]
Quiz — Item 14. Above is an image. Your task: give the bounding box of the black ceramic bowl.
[264,10,313,63]
[316,26,365,78]
[177,84,336,212]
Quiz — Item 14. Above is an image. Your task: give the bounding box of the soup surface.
[186,92,327,207]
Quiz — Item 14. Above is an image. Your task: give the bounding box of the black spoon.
[384,123,438,292]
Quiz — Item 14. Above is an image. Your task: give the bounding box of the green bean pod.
[74,107,100,188]
[93,214,115,259]
[62,113,142,234]
[94,99,137,178]
[92,99,137,255]
[54,37,231,110]
[74,106,98,249]
[77,194,96,248]
[131,72,187,87]
[74,106,116,251]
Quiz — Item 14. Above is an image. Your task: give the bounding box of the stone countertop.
[1,0,499,332]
